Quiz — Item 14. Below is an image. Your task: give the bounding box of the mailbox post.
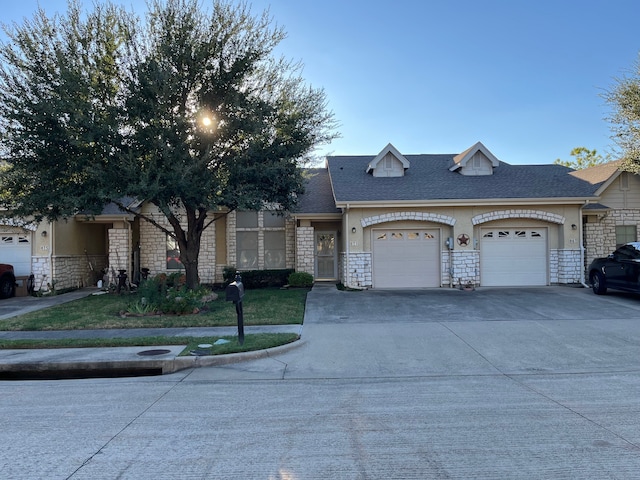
[225,273,245,345]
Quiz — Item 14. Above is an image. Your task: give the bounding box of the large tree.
[554,146,610,170]
[605,54,640,173]
[0,0,337,289]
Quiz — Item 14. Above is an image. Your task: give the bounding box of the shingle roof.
[327,155,597,203]
[568,160,623,192]
[294,168,341,214]
[99,197,141,215]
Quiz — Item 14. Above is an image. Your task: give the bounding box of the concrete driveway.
[252,284,640,380]
[304,284,640,323]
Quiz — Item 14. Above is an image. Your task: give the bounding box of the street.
[3,286,640,479]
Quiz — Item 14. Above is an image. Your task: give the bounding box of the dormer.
[366,143,410,177]
[449,141,500,176]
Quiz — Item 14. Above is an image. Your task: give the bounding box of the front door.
[315,232,337,280]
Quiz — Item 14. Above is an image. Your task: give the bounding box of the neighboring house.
[0,216,108,292]
[5,142,640,291]
[570,160,640,267]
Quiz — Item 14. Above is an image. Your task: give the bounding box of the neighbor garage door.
[480,228,547,286]
[372,229,440,288]
[0,231,32,276]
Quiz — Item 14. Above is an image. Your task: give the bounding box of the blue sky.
[2,0,639,164]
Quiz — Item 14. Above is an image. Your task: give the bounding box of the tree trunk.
[165,204,207,290]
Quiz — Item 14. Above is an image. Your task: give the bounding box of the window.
[235,211,286,270]
[620,173,630,191]
[264,231,285,268]
[166,236,182,270]
[264,212,285,227]
[237,211,258,228]
[616,225,637,247]
[237,232,258,269]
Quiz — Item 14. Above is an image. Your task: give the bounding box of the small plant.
[288,271,313,288]
[160,287,208,315]
[126,299,157,315]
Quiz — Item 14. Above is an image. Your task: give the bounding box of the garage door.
[0,232,32,276]
[480,228,547,286]
[373,229,440,288]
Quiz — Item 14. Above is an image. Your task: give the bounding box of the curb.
[0,337,305,379]
[166,337,305,373]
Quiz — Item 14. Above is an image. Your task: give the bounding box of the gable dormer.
[366,143,410,177]
[449,141,500,176]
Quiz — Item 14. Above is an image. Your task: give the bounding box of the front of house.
[293,142,596,289]
[4,142,640,291]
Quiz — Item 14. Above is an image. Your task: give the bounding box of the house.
[292,142,597,289]
[0,215,108,292]
[570,160,640,265]
[3,142,638,291]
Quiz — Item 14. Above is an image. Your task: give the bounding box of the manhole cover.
[137,349,172,356]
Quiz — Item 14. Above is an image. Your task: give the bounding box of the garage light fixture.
[41,230,47,237]
[351,227,357,234]
[571,224,577,230]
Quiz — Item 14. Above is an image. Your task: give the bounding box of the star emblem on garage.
[457,234,470,246]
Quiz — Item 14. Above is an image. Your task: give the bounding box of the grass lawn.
[0,287,308,331]
[0,333,300,356]
[0,288,308,355]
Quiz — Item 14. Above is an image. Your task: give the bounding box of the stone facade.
[341,252,372,288]
[295,226,315,275]
[108,228,130,274]
[138,212,216,284]
[50,254,107,291]
[31,256,50,292]
[472,209,565,226]
[361,212,456,227]
[550,249,582,284]
[450,250,480,287]
[584,209,640,267]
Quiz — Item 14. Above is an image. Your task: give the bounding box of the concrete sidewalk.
[0,288,304,378]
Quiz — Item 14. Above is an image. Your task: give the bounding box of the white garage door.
[373,229,440,288]
[480,228,547,286]
[0,232,32,276]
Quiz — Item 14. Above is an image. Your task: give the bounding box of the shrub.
[132,273,209,315]
[223,268,294,289]
[288,272,313,288]
[160,287,206,315]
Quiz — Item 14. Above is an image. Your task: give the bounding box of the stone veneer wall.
[108,228,130,274]
[550,249,582,284]
[139,213,216,283]
[295,226,314,275]
[31,256,51,292]
[341,252,372,288]
[50,254,108,291]
[584,209,640,267]
[450,250,480,287]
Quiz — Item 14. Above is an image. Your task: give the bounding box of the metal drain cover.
[137,349,172,356]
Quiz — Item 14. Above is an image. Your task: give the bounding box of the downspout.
[579,201,589,288]
[345,204,350,288]
[47,220,54,291]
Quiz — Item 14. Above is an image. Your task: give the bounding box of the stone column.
[296,226,315,275]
